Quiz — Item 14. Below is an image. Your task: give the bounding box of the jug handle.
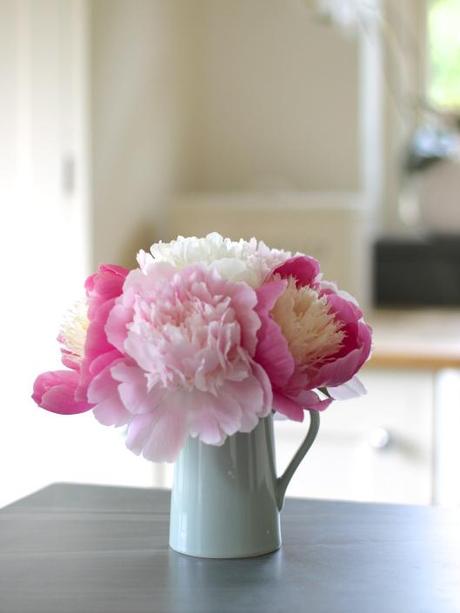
[275,410,320,510]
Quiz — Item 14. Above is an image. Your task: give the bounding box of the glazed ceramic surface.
[169,411,319,558]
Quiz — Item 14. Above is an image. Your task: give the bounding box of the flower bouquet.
[33,233,371,558]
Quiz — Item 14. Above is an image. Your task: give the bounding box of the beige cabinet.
[275,370,434,505]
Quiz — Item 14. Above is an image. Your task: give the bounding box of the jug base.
[169,543,281,559]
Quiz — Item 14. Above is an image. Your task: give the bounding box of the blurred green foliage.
[428,0,460,109]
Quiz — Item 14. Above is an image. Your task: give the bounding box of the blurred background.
[2,0,460,508]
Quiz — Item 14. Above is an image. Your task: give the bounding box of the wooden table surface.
[1,483,459,613]
[368,309,460,369]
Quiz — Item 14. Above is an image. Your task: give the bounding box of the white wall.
[381,0,426,233]
[185,0,360,193]
[0,0,165,509]
[88,0,374,307]
[90,0,363,258]
[90,0,191,267]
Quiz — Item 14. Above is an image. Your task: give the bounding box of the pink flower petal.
[252,362,274,416]
[127,397,188,462]
[92,394,130,426]
[295,390,332,411]
[309,320,372,388]
[274,389,332,421]
[89,350,122,378]
[85,264,128,311]
[33,371,91,415]
[328,375,367,400]
[223,373,267,419]
[274,255,320,287]
[273,392,305,421]
[105,301,134,353]
[125,413,156,455]
[188,390,241,442]
[255,280,295,389]
[87,361,123,403]
[111,362,165,414]
[87,363,131,426]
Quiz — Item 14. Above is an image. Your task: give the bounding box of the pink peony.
[32,264,129,422]
[255,255,372,421]
[105,263,272,462]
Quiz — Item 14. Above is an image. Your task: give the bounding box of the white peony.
[138,233,291,288]
[59,299,89,363]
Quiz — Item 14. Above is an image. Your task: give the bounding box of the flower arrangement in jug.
[33,233,372,462]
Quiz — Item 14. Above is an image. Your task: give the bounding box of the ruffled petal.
[273,392,305,421]
[105,301,134,353]
[274,389,332,421]
[33,371,91,414]
[87,360,123,403]
[111,362,166,414]
[309,321,372,388]
[255,280,295,389]
[274,255,320,287]
[125,413,156,455]
[87,362,131,426]
[92,393,131,426]
[188,390,240,443]
[126,397,188,462]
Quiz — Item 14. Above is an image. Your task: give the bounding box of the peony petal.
[125,413,156,455]
[273,392,305,421]
[189,390,242,441]
[111,362,165,414]
[255,278,287,314]
[137,399,188,462]
[77,349,122,401]
[212,394,244,436]
[274,255,320,287]
[251,362,274,415]
[255,318,295,390]
[328,375,367,400]
[274,389,332,420]
[33,370,77,403]
[33,371,91,415]
[87,361,122,404]
[89,350,122,377]
[224,374,265,418]
[40,386,91,414]
[226,281,260,355]
[310,320,372,389]
[255,280,295,389]
[295,389,333,411]
[85,264,128,303]
[92,392,131,426]
[177,388,225,445]
[105,302,133,353]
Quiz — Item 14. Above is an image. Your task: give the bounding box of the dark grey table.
[1,484,459,613]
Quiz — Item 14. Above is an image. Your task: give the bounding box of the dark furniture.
[1,483,459,613]
[374,235,460,306]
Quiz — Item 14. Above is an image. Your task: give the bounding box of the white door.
[0,0,153,507]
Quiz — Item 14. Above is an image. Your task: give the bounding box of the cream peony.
[138,233,291,288]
